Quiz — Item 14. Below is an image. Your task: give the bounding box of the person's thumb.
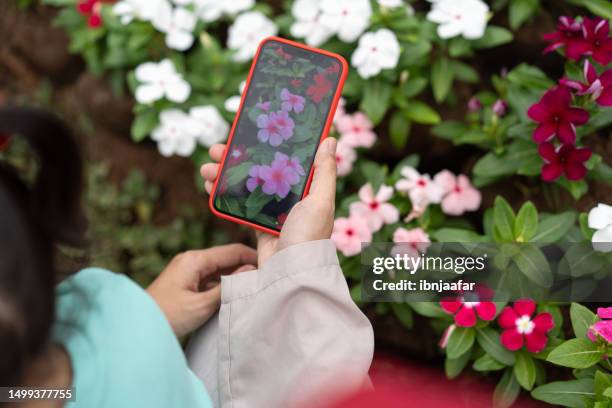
[308,137,337,203]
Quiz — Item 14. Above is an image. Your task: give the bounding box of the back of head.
[0,107,86,385]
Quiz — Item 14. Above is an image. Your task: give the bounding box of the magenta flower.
[561,61,612,107]
[256,101,271,111]
[492,99,508,117]
[499,299,554,353]
[527,86,589,145]
[272,152,305,176]
[440,285,496,328]
[280,88,305,113]
[538,142,592,182]
[467,96,482,112]
[246,165,264,192]
[257,110,295,146]
[582,17,612,66]
[259,160,300,199]
[434,170,481,216]
[543,16,590,61]
[588,307,612,344]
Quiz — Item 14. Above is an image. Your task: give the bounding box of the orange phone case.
[209,36,348,236]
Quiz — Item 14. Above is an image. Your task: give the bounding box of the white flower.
[319,0,372,43]
[227,11,278,62]
[290,0,334,47]
[113,0,171,25]
[189,105,229,147]
[134,59,191,104]
[153,6,197,51]
[395,166,444,208]
[351,28,400,78]
[152,109,200,157]
[427,0,489,39]
[378,0,404,8]
[588,203,612,253]
[224,80,246,112]
[194,0,254,22]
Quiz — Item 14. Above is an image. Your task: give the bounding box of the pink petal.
[565,108,590,125]
[440,300,462,314]
[557,122,576,145]
[498,307,519,329]
[433,170,456,194]
[532,312,555,333]
[358,183,375,203]
[475,302,496,321]
[501,329,524,351]
[568,147,592,163]
[597,307,612,319]
[584,60,597,83]
[590,321,612,343]
[514,299,536,317]
[565,162,588,180]
[455,306,477,327]
[525,331,548,353]
[597,86,612,107]
[542,163,564,181]
[533,123,556,143]
[376,185,394,203]
[527,102,550,122]
[379,203,400,224]
[441,195,465,216]
[460,186,482,212]
[538,142,558,162]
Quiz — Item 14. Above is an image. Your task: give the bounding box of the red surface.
[209,36,348,236]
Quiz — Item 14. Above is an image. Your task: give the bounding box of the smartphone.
[209,37,347,235]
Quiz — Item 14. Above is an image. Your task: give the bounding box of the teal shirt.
[53,268,213,408]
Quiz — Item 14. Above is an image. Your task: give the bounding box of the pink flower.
[280,88,305,113]
[492,99,508,117]
[228,144,248,166]
[257,110,295,146]
[440,285,496,328]
[331,216,373,257]
[256,101,271,111]
[391,227,430,258]
[499,299,554,353]
[582,17,612,66]
[561,61,612,107]
[272,152,305,176]
[336,112,376,148]
[543,16,590,61]
[259,160,301,199]
[349,184,399,232]
[335,141,357,177]
[527,86,589,145]
[76,0,110,28]
[538,142,592,182]
[588,307,612,343]
[468,97,482,112]
[434,170,481,216]
[333,97,347,124]
[246,165,265,192]
[395,167,444,210]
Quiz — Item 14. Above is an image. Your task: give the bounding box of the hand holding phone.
[209,37,347,235]
[201,137,337,266]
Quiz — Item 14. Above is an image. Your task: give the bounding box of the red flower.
[0,133,10,151]
[290,79,303,88]
[499,299,554,353]
[582,17,612,66]
[440,285,496,328]
[275,47,292,61]
[307,73,332,103]
[543,16,590,60]
[527,86,589,145]
[227,144,248,166]
[76,0,112,28]
[560,60,612,107]
[538,142,592,182]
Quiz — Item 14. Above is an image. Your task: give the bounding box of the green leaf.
[531,212,576,242]
[131,110,158,142]
[509,0,539,29]
[532,379,595,408]
[604,386,612,399]
[514,351,536,390]
[473,354,506,372]
[570,303,598,339]
[565,0,612,19]
[514,201,538,242]
[473,140,539,179]
[477,328,516,365]
[513,245,553,287]
[410,302,447,318]
[473,26,514,49]
[400,77,428,98]
[494,369,521,408]
[391,303,413,328]
[225,161,252,186]
[547,339,604,369]
[432,57,453,103]
[450,60,479,83]
[594,370,612,397]
[360,79,391,125]
[433,228,489,243]
[445,350,472,379]
[493,196,516,243]
[389,111,411,149]
[404,101,441,125]
[359,160,386,190]
[446,327,475,359]
[245,189,273,219]
[431,121,467,141]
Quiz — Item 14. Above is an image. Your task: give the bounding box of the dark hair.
[0,107,86,386]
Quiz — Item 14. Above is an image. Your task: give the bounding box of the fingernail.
[323,137,337,155]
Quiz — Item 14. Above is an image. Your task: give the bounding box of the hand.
[146,244,257,337]
[201,138,337,266]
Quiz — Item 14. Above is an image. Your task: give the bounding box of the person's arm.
[190,138,374,407]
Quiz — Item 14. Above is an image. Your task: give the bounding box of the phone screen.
[212,39,344,231]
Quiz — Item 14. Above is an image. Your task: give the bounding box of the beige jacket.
[186,239,374,408]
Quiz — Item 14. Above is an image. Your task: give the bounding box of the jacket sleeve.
[187,239,374,408]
